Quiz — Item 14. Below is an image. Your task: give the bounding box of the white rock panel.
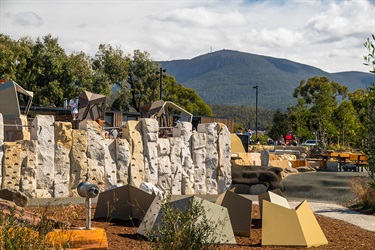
[192,132,207,194]
[104,139,117,188]
[179,122,194,194]
[217,124,232,193]
[122,120,145,187]
[169,137,182,195]
[85,121,106,191]
[158,155,172,193]
[31,115,55,196]
[142,119,159,185]
[20,140,37,197]
[116,138,130,185]
[198,123,219,194]
[70,129,88,196]
[54,122,72,198]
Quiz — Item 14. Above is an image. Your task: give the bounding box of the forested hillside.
[161,50,374,110]
[210,104,275,131]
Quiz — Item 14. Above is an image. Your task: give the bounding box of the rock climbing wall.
[0,114,234,198]
[31,115,55,197]
[104,139,117,187]
[191,131,207,194]
[157,138,172,193]
[2,141,21,190]
[116,139,130,185]
[217,123,232,193]
[142,119,159,185]
[20,140,37,197]
[179,122,195,195]
[70,129,88,196]
[198,123,219,194]
[169,137,182,194]
[123,120,145,188]
[83,121,106,191]
[54,122,73,198]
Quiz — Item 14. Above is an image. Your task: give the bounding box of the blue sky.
[1,0,374,73]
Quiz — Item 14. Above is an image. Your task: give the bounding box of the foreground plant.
[0,207,55,250]
[349,177,375,212]
[146,197,227,250]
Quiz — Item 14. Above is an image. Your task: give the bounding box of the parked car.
[301,139,323,147]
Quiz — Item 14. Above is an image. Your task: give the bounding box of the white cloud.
[0,0,374,72]
[6,11,43,27]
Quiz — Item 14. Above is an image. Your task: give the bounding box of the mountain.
[160,50,374,110]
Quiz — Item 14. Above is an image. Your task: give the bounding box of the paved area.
[281,171,374,232]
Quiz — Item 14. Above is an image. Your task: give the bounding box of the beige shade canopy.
[77,90,107,121]
[0,80,33,118]
[140,100,193,127]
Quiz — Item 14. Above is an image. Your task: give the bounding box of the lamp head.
[77,182,99,198]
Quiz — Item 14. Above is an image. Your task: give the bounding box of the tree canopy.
[0,34,212,116]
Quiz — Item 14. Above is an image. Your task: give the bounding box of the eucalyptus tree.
[0,34,33,86]
[127,49,160,111]
[293,76,348,144]
[288,98,311,142]
[162,74,213,116]
[267,110,289,141]
[333,100,360,147]
[92,44,129,106]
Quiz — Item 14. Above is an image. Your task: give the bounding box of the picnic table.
[319,152,368,171]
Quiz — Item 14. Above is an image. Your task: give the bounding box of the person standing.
[236,127,243,135]
[69,99,78,120]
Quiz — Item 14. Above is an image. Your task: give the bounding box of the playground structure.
[0,80,33,141]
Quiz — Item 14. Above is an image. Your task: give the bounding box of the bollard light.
[77,182,99,229]
[77,181,99,198]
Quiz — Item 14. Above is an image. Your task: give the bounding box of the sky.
[1,0,375,73]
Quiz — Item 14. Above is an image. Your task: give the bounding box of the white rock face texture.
[198,123,219,194]
[20,140,37,197]
[104,139,117,188]
[0,113,4,188]
[70,129,88,196]
[217,124,232,193]
[157,138,172,193]
[116,138,130,185]
[31,115,55,196]
[2,142,21,190]
[54,122,73,198]
[169,137,182,195]
[179,122,194,195]
[191,132,207,195]
[123,120,145,188]
[84,121,106,191]
[1,116,233,198]
[142,118,159,185]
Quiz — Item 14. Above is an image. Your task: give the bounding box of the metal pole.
[159,67,163,100]
[86,197,91,230]
[253,85,259,139]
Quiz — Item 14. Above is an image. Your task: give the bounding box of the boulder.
[231,164,284,194]
[0,188,29,207]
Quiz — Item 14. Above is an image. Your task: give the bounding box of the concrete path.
[281,171,374,232]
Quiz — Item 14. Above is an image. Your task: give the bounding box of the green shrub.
[147,197,227,250]
[0,207,55,250]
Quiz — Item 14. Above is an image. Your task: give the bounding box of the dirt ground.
[27,203,375,250]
